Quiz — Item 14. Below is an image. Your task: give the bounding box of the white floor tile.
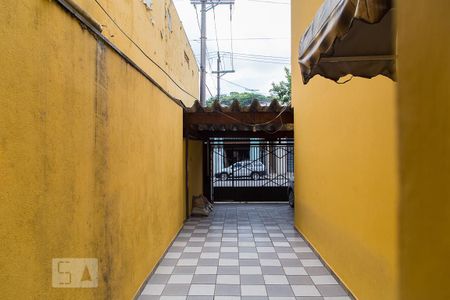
[221,247,239,252]
[277,253,297,259]
[155,266,174,274]
[241,285,267,296]
[301,259,323,267]
[184,247,202,253]
[293,247,313,253]
[283,267,307,275]
[188,284,215,295]
[257,247,276,253]
[219,258,239,266]
[260,259,281,266]
[239,252,258,259]
[190,237,206,242]
[239,242,256,247]
[168,274,193,284]
[177,259,198,266]
[207,233,222,237]
[142,284,165,295]
[269,233,284,237]
[217,274,240,284]
[273,242,290,247]
[291,285,321,296]
[173,242,187,247]
[204,242,221,247]
[165,252,182,259]
[222,237,238,242]
[311,275,338,285]
[200,252,220,259]
[195,266,218,274]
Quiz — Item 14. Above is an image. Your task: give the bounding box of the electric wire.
[216,106,289,127]
[223,57,289,65]
[247,0,290,5]
[206,84,214,97]
[221,78,257,91]
[190,37,290,41]
[220,51,289,60]
[92,0,199,101]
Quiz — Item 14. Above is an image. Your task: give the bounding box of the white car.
[215,160,266,181]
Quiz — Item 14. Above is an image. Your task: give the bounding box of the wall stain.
[93,40,112,299]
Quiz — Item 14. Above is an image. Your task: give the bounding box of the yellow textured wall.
[187,141,204,214]
[291,1,399,299]
[76,0,199,103]
[0,0,198,299]
[397,1,450,299]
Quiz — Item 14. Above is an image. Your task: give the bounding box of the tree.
[206,91,270,107]
[270,67,291,104]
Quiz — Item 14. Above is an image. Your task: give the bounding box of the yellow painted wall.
[0,0,198,299]
[397,1,450,299]
[187,140,204,214]
[75,0,199,103]
[291,1,399,299]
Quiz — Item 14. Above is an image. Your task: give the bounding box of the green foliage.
[269,67,291,104]
[206,91,270,107]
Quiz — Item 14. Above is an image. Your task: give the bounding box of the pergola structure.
[184,99,294,139]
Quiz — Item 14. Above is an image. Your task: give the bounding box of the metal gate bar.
[207,138,294,202]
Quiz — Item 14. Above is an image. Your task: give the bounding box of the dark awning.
[298,0,395,84]
[184,99,294,139]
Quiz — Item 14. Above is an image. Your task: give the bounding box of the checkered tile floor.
[138,204,351,300]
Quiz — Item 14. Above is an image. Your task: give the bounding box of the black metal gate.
[204,138,294,202]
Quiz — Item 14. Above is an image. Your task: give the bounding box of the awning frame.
[298,0,395,84]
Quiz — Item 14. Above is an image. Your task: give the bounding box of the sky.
[172,0,291,97]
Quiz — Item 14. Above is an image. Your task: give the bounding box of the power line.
[190,37,289,42]
[92,0,198,101]
[206,84,214,97]
[247,0,290,5]
[231,57,289,65]
[216,52,290,64]
[220,51,289,60]
[221,78,258,91]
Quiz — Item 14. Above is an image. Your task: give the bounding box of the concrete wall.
[291,1,399,299]
[0,0,198,299]
[397,1,450,299]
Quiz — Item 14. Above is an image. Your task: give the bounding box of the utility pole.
[213,51,234,101]
[216,52,221,100]
[213,52,234,101]
[200,0,207,106]
[191,0,235,106]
